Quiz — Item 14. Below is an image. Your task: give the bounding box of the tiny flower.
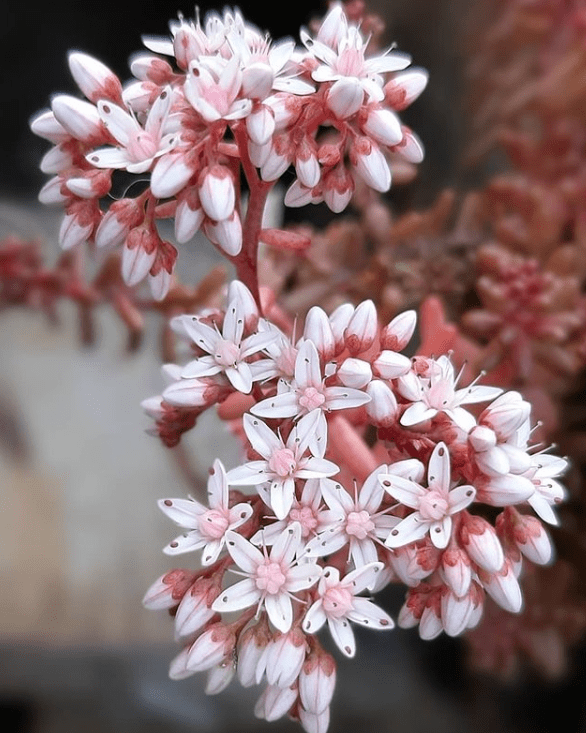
[179,293,277,393]
[213,523,321,633]
[158,459,253,563]
[226,410,338,520]
[251,339,370,420]
[381,442,476,550]
[302,563,394,657]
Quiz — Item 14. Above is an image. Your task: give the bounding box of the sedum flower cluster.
[142,279,567,732]
[30,2,569,731]
[31,2,426,300]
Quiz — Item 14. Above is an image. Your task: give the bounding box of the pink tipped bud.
[151,151,194,199]
[351,137,391,193]
[169,646,196,680]
[511,513,553,565]
[199,166,236,222]
[304,306,336,361]
[205,211,243,256]
[380,310,417,351]
[68,51,123,103]
[40,144,73,174]
[441,547,472,598]
[299,648,336,714]
[327,76,364,119]
[185,622,236,673]
[174,575,222,639]
[38,176,68,204]
[227,280,259,331]
[246,104,276,146]
[440,587,474,637]
[237,618,272,687]
[295,137,320,188]
[459,514,504,573]
[392,127,424,163]
[175,188,204,244]
[30,109,69,143]
[479,391,531,440]
[261,137,293,181]
[142,568,197,610]
[344,299,378,355]
[163,376,221,408]
[265,627,307,688]
[468,425,497,453]
[384,68,429,111]
[329,303,355,352]
[205,661,236,695]
[255,684,298,722]
[242,62,275,100]
[95,198,144,248]
[419,604,443,640]
[361,106,403,147]
[66,169,112,199]
[129,53,174,84]
[51,94,104,143]
[59,202,97,250]
[372,350,412,379]
[122,225,158,287]
[476,473,535,506]
[322,165,354,213]
[337,358,372,389]
[479,560,523,613]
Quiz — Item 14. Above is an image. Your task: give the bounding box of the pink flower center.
[322,585,353,618]
[214,338,241,367]
[268,448,297,478]
[345,510,374,540]
[127,131,159,163]
[336,48,364,78]
[289,505,318,537]
[198,509,230,540]
[426,380,455,409]
[418,490,449,521]
[298,386,326,411]
[255,561,287,595]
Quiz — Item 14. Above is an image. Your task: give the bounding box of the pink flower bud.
[459,514,504,573]
[304,306,336,361]
[151,151,194,199]
[372,350,412,379]
[322,165,354,213]
[66,169,112,199]
[384,68,429,111]
[299,647,336,714]
[361,106,403,147]
[95,198,144,248]
[299,707,330,733]
[479,560,523,613]
[479,391,531,440]
[351,137,391,193]
[175,187,204,243]
[255,683,298,722]
[337,358,372,389]
[130,53,174,84]
[174,575,222,639]
[40,144,73,174]
[30,110,69,144]
[327,77,364,118]
[344,299,378,355]
[265,627,307,688]
[122,225,158,287]
[295,137,320,188]
[199,166,236,222]
[246,104,276,146]
[510,512,553,565]
[205,660,236,695]
[205,211,243,256]
[380,310,417,351]
[142,568,197,610]
[440,546,472,598]
[186,622,236,673]
[476,473,535,506]
[237,618,272,687]
[51,94,104,144]
[68,51,123,104]
[468,425,497,453]
[242,62,275,100]
[440,586,474,637]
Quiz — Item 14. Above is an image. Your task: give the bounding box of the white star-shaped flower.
[226,410,339,519]
[381,442,476,549]
[302,562,394,657]
[158,459,253,564]
[212,522,321,633]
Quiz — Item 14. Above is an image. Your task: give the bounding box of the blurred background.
[1,1,585,732]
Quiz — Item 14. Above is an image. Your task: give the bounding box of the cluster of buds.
[143,279,567,731]
[30,2,427,302]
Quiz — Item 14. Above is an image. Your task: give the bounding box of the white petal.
[385,512,430,548]
[212,578,260,614]
[347,597,394,629]
[265,593,293,633]
[327,617,356,657]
